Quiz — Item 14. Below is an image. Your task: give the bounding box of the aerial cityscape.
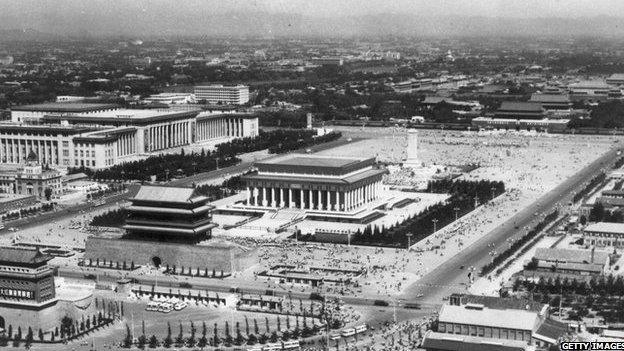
[3,0,624,350]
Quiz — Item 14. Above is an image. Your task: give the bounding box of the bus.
[355,324,367,334]
[261,342,282,351]
[341,328,356,337]
[282,340,300,350]
[145,301,159,312]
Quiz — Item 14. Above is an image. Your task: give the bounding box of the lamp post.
[491,186,496,200]
[406,233,413,251]
[453,207,460,221]
[432,218,439,233]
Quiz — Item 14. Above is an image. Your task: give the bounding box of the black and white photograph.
[0,1,623,350]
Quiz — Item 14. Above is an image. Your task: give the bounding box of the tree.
[13,326,22,347]
[44,187,52,201]
[163,322,173,348]
[138,320,147,349]
[187,321,196,348]
[38,328,44,341]
[148,335,159,348]
[123,324,133,348]
[213,322,220,346]
[198,323,208,349]
[224,321,232,346]
[175,322,184,347]
[25,327,33,349]
[235,322,244,346]
[247,334,257,345]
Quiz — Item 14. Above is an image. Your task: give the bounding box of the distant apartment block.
[194,85,249,105]
[311,57,344,66]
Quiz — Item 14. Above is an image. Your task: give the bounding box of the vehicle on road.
[341,328,356,337]
[174,301,187,311]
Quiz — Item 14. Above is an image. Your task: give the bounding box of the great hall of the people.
[0,102,258,169]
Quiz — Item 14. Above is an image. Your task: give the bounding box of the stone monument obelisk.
[403,129,420,168]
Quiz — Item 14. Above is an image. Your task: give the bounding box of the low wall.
[85,237,255,273]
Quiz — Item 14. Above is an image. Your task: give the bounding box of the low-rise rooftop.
[584,222,624,235]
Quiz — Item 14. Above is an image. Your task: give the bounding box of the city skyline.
[2,0,624,38]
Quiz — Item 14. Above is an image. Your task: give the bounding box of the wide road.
[402,146,622,304]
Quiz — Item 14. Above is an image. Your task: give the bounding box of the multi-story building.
[528,248,608,275]
[0,246,56,304]
[241,155,386,212]
[85,185,254,273]
[123,185,216,244]
[144,93,196,105]
[422,331,535,351]
[583,222,624,247]
[311,57,344,66]
[471,117,569,133]
[606,73,624,86]
[10,102,120,123]
[494,102,546,120]
[529,93,572,110]
[436,302,567,350]
[14,157,62,199]
[194,85,250,105]
[0,104,259,169]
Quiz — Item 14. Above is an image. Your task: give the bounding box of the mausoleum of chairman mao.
[241,155,386,212]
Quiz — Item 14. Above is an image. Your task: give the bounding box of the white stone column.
[326,190,331,211]
[334,191,339,211]
[246,187,251,205]
[308,189,314,210]
[261,187,267,206]
[253,187,258,206]
[317,189,323,210]
[279,188,285,207]
[346,190,351,211]
[174,123,178,145]
[271,187,276,207]
[288,188,293,208]
[300,189,305,209]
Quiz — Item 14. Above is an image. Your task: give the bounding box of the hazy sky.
[2,0,624,37]
[3,0,624,20]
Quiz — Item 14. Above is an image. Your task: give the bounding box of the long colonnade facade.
[195,113,259,142]
[0,106,259,169]
[242,155,385,212]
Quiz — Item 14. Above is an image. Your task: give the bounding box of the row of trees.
[267,131,341,154]
[514,275,624,323]
[124,315,323,349]
[89,208,127,227]
[3,203,55,221]
[349,180,505,247]
[481,209,559,275]
[0,312,114,346]
[69,129,340,182]
[588,202,624,223]
[514,274,624,297]
[572,172,606,203]
[568,101,624,129]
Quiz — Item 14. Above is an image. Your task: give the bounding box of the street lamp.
[491,186,496,200]
[432,218,439,233]
[453,207,460,221]
[406,233,413,251]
